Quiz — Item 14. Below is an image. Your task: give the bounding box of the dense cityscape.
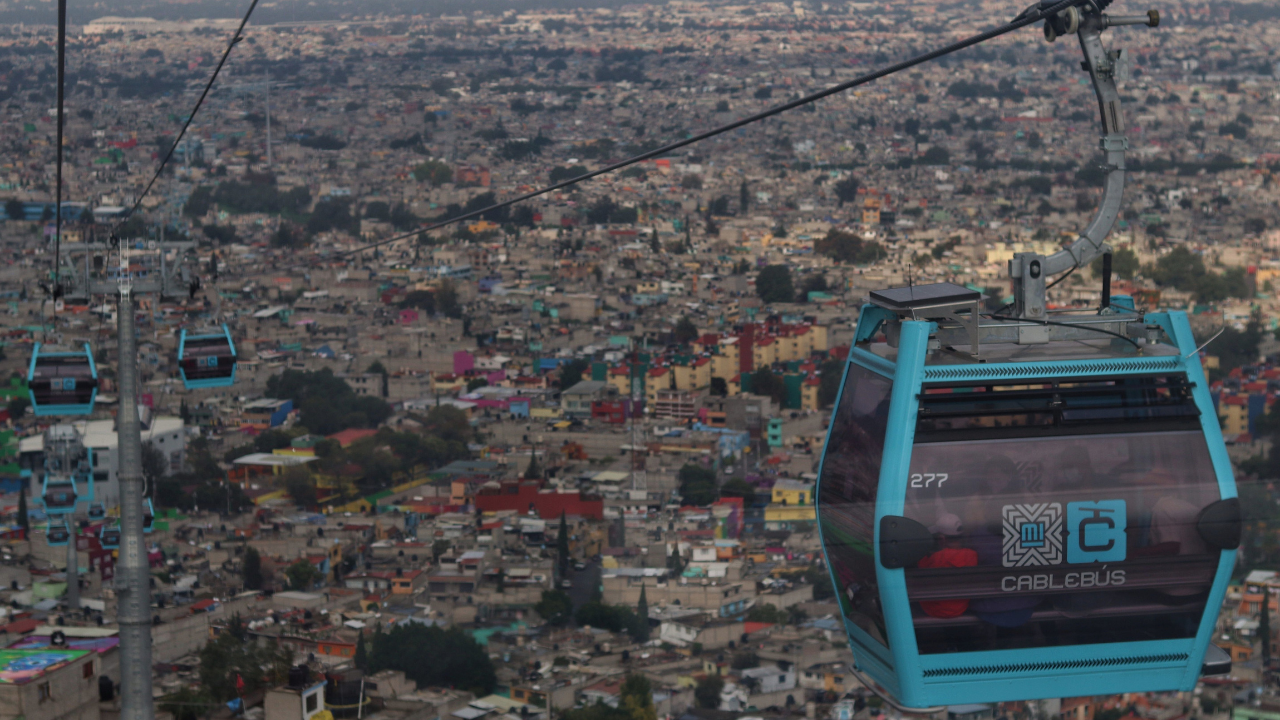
[0,1,1278,720]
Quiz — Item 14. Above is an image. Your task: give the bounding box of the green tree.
[694,676,724,709]
[198,619,293,701]
[557,511,571,579]
[436,279,463,318]
[161,687,212,720]
[731,650,760,669]
[1146,246,1205,291]
[355,629,368,671]
[534,590,573,625]
[5,198,24,220]
[746,604,788,623]
[815,228,887,265]
[242,547,263,590]
[710,377,728,397]
[621,674,657,720]
[818,359,844,407]
[635,585,650,642]
[368,622,496,695]
[283,467,317,509]
[6,396,29,419]
[799,273,829,301]
[667,546,685,574]
[720,477,755,499]
[833,175,861,207]
[141,442,168,490]
[575,600,646,638]
[756,265,795,304]
[1208,310,1264,377]
[432,539,450,562]
[266,368,393,435]
[285,559,321,590]
[526,453,543,480]
[673,316,698,344]
[16,486,28,538]
[1263,587,1272,667]
[678,464,718,506]
[412,160,453,185]
[1090,247,1141,280]
[752,367,787,408]
[805,560,835,600]
[558,358,590,390]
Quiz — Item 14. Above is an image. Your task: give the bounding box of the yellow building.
[753,336,777,367]
[674,357,712,390]
[646,367,672,404]
[771,479,814,506]
[764,503,817,529]
[1219,396,1249,436]
[608,366,631,396]
[429,372,466,395]
[712,353,738,382]
[801,376,821,411]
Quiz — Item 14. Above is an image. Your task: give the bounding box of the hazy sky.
[6,0,655,26]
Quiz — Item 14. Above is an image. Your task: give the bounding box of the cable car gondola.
[87,503,105,520]
[28,342,98,416]
[815,2,1236,709]
[99,524,120,550]
[41,476,80,516]
[46,519,71,547]
[177,324,237,389]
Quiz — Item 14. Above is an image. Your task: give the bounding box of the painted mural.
[0,649,89,684]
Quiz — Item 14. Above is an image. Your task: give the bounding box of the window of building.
[305,692,318,713]
[84,661,95,678]
[38,682,52,702]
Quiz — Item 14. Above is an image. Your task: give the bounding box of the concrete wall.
[152,612,212,663]
[602,578,756,614]
[754,585,813,611]
[0,652,99,720]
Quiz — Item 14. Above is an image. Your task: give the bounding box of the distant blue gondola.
[28,342,98,415]
[177,324,237,389]
[41,475,80,516]
[46,518,71,546]
[99,524,120,550]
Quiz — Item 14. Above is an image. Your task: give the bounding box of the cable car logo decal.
[1003,500,1128,568]
[1067,500,1127,563]
[1002,503,1063,567]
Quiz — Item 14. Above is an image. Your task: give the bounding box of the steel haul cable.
[114,0,262,235]
[337,0,1086,259]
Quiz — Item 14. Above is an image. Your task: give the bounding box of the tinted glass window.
[902,431,1220,654]
[818,363,893,654]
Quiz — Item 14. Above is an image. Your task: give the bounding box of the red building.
[591,400,631,424]
[474,479,604,520]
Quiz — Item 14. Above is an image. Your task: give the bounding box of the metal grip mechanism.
[1009,3,1159,323]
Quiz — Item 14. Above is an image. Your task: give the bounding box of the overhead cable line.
[337,0,1084,259]
[115,0,262,233]
[51,0,66,300]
